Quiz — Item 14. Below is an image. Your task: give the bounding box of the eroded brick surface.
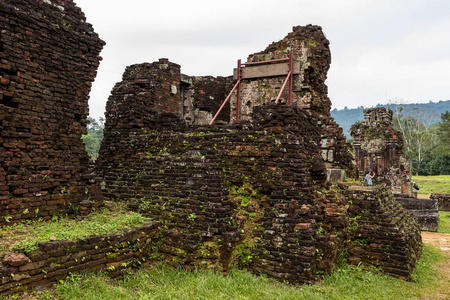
[0,0,104,225]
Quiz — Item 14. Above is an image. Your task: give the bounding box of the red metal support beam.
[236,59,241,121]
[210,52,294,125]
[288,51,293,105]
[209,79,241,125]
[274,70,292,104]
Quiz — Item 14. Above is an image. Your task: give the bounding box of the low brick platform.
[396,197,440,232]
[0,223,159,297]
[430,194,450,212]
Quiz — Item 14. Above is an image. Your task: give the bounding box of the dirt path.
[421,231,450,254]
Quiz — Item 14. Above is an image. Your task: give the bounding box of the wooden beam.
[233,61,300,80]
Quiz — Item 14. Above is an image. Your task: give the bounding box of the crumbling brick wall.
[181,75,235,125]
[230,25,356,176]
[97,55,421,283]
[98,101,348,283]
[350,107,412,195]
[0,0,104,225]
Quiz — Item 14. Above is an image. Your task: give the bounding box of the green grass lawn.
[439,211,450,234]
[18,245,448,300]
[412,175,450,195]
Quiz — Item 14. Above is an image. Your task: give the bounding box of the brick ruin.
[350,108,412,195]
[0,0,104,226]
[0,0,425,293]
[231,25,356,178]
[96,26,422,283]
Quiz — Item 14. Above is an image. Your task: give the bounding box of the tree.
[436,111,450,154]
[427,154,450,175]
[81,117,104,159]
[388,98,439,175]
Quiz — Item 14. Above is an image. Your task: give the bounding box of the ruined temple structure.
[97,26,422,283]
[0,0,423,290]
[0,0,104,225]
[350,108,412,195]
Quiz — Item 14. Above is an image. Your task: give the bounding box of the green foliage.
[436,110,450,154]
[44,245,449,299]
[426,154,450,175]
[391,104,439,175]
[81,117,104,159]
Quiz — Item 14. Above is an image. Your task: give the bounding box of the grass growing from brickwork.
[412,175,450,196]
[0,205,151,254]
[14,244,448,300]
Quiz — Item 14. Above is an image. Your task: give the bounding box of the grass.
[439,211,450,234]
[0,205,151,254]
[12,244,448,300]
[412,175,450,195]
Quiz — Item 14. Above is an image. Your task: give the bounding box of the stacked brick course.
[0,223,158,296]
[98,101,348,283]
[345,186,422,279]
[0,0,104,225]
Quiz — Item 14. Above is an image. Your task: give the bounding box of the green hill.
[331,100,450,139]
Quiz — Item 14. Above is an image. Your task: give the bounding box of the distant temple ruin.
[350,107,412,195]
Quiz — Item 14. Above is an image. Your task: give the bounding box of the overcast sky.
[74,0,450,121]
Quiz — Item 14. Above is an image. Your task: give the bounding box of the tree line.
[391,105,450,176]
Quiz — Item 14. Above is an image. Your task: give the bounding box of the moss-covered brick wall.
[97,26,422,284]
[344,186,422,280]
[0,0,104,225]
[0,223,158,297]
[98,102,348,283]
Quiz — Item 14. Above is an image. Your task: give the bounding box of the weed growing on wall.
[228,182,265,268]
